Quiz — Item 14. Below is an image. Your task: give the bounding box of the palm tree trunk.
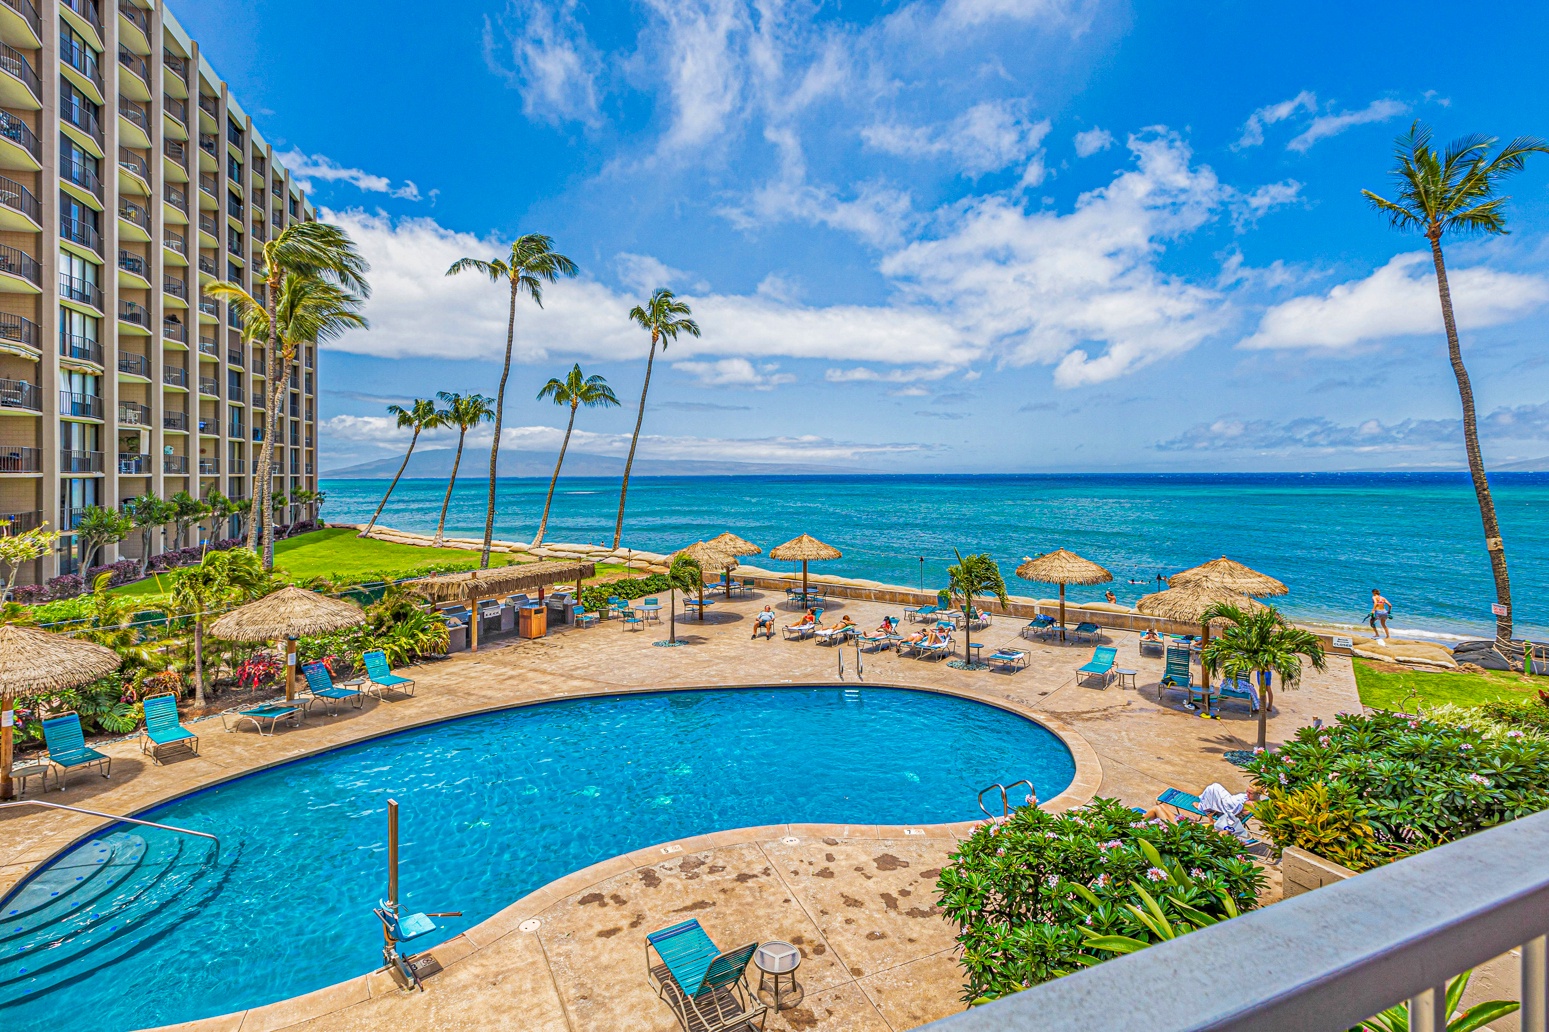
[361,429,421,537]
[249,266,282,553]
[535,404,577,547]
[1429,235,1513,645]
[1257,674,1268,751]
[254,360,289,568]
[613,335,658,549]
[192,619,205,709]
[479,284,519,568]
[433,430,468,547]
[670,588,676,643]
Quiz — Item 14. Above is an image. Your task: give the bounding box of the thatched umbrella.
[1136,586,1268,703]
[209,586,366,702]
[769,534,841,604]
[707,533,761,598]
[1168,557,1288,598]
[1016,549,1112,642]
[0,624,121,800]
[674,542,738,621]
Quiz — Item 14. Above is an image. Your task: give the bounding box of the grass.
[1353,658,1543,711]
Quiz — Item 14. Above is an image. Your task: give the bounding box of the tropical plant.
[123,492,175,575]
[577,573,673,613]
[169,548,266,708]
[1075,878,1240,959]
[1199,603,1326,750]
[167,490,210,549]
[947,550,1009,663]
[360,397,439,537]
[0,521,59,595]
[533,365,618,547]
[270,491,290,533]
[446,235,579,568]
[74,506,132,580]
[1352,970,1517,1032]
[202,488,233,550]
[614,289,699,549]
[228,497,253,543]
[429,391,494,547]
[665,553,702,644]
[1363,124,1549,645]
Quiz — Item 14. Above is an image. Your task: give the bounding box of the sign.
[1492,603,1509,617]
[1,710,12,728]
[1331,636,1352,649]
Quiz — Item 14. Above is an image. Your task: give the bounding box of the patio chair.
[1022,613,1057,640]
[300,661,364,716]
[815,621,856,645]
[140,693,198,763]
[1216,675,1261,714]
[1158,646,1197,705]
[220,701,304,736]
[1076,645,1118,688]
[42,712,111,787]
[989,648,1028,672]
[624,610,646,632]
[1138,633,1166,657]
[605,595,623,618]
[362,649,416,698]
[576,609,600,629]
[967,608,992,630]
[858,618,901,652]
[645,919,767,1032]
[1155,788,1267,853]
[914,635,954,661]
[1072,621,1102,643]
[906,602,942,623]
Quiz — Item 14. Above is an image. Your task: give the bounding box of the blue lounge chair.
[1072,621,1102,643]
[1217,675,1261,714]
[907,603,941,623]
[914,635,954,661]
[645,919,766,1032]
[858,618,901,652]
[1022,613,1057,640]
[1156,788,1266,853]
[815,621,856,645]
[220,701,304,735]
[989,648,1028,672]
[1138,632,1165,657]
[1076,645,1118,688]
[300,661,363,715]
[140,693,197,763]
[1158,646,1196,705]
[363,649,416,698]
[42,712,111,786]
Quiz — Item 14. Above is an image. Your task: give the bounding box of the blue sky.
[179,0,1549,473]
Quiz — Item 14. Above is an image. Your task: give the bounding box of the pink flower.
[1189,868,1204,878]
[1508,730,1525,739]
[1460,743,1473,751]
[1408,720,1421,729]
[1468,774,1492,787]
[1318,736,1331,747]
[1253,746,1265,754]
[1278,772,1289,785]
[1145,867,1168,882]
[1091,873,1110,888]
[1100,840,1123,850]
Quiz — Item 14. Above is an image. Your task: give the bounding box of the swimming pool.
[0,686,1075,1031]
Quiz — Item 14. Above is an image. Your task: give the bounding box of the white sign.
[1331,636,1353,649]
[1492,603,1509,617]
[1,710,12,727]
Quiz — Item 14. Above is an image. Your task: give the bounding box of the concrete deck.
[0,590,1360,1032]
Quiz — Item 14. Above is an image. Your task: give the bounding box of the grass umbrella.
[1136,586,1268,707]
[707,533,761,598]
[1015,549,1112,642]
[1168,557,1288,598]
[209,586,366,702]
[0,624,121,800]
[674,541,738,620]
[770,534,841,605]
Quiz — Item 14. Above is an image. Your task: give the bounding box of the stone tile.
[765,981,893,1032]
[858,949,969,1030]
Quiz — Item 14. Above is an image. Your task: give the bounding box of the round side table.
[753,940,801,1010]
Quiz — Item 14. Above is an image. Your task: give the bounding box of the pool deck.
[0,590,1360,1032]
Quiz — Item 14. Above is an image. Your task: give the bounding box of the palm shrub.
[123,493,175,575]
[1353,970,1517,1032]
[1199,602,1325,750]
[664,553,702,644]
[75,506,132,577]
[170,548,266,708]
[168,490,210,549]
[947,550,1008,663]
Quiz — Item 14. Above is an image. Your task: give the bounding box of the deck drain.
[519,919,541,933]
[781,836,799,845]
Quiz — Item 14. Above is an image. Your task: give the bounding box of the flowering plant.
[235,652,282,690]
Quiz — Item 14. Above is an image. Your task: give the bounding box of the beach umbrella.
[770,534,841,605]
[1016,549,1112,642]
[209,586,366,701]
[0,624,121,801]
[673,541,739,621]
[1136,586,1268,704]
[707,532,761,598]
[1168,556,1288,598]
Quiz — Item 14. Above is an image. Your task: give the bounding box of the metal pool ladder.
[0,800,220,856]
[977,779,1037,820]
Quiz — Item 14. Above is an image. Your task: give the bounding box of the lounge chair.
[1158,646,1196,705]
[1076,645,1118,688]
[140,693,197,763]
[1155,788,1267,853]
[363,649,416,698]
[1137,633,1165,657]
[967,608,992,630]
[220,701,304,735]
[1072,621,1102,643]
[42,712,111,787]
[913,635,954,661]
[989,648,1028,671]
[858,619,901,652]
[645,919,767,1032]
[1217,675,1261,714]
[783,620,816,641]
[1022,614,1057,640]
[815,621,856,645]
[906,603,942,623]
[300,661,364,715]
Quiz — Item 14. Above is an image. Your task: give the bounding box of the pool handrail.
[0,800,220,855]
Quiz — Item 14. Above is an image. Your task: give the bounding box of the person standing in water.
[1370,588,1392,639]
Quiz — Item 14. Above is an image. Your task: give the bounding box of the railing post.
[1408,985,1448,1032]
[1525,936,1549,1032]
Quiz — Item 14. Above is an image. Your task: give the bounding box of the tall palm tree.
[614,289,699,549]
[446,235,578,568]
[1200,603,1326,751]
[947,550,1010,663]
[211,271,367,569]
[534,365,618,547]
[1363,123,1549,647]
[361,398,439,537]
[430,391,495,547]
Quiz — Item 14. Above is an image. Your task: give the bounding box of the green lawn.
[1353,658,1541,711]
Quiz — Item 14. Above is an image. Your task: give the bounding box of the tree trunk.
[361,429,421,537]
[669,588,676,643]
[535,403,577,547]
[613,333,659,549]
[481,281,519,569]
[433,431,468,547]
[1256,671,1269,751]
[249,262,282,552]
[1429,234,1513,645]
[963,605,971,661]
[192,619,206,710]
[254,352,290,569]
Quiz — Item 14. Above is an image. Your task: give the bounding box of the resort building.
[0,0,320,579]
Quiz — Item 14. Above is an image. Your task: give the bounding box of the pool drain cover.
[781,836,799,845]
[519,919,541,932]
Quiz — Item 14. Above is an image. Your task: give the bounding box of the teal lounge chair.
[1023,613,1057,640]
[220,701,304,735]
[1076,645,1118,688]
[140,693,197,763]
[363,650,416,698]
[1156,788,1267,854]
[301,661,363,715]
[1158,646,1196,704]
[858,618,901,652]
[906,603,941,623]
[645,919,767,1032]
[42,712,110,787]
[914,635,953,661]
[989,648,1028,671]
[1072,621,1101,643]
[1217,675,1261,714]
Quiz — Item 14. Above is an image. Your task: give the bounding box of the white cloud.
[672,358,796,389]
[1233,91,1316,150]
[937,0,1100,31]
[615,253,687,295]
[641,0,749,151]
[824,364,966,384]
[483,0,602,125]
[1227,179,1303,229]
[1072,126,1113,157]
[1288,98,1407,152]
[863,101,1052,177]
[1241,252,1549,351]
[278,151,422,200]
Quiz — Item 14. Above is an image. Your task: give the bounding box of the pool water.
[0,686,1074,1031]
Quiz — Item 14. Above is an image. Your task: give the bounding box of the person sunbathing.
[872,617,896,635]
[752,605,777,640]
[1141,629,1163,643]
[796,608,817,625]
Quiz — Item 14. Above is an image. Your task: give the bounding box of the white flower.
[1460,743,1473,752]
[1468,773,1492,787]
[1145,867,1167,882]
[1508,730,1525,739]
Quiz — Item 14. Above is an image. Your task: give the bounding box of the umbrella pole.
[1200,622,1212,713]
[284,637,297,702]
[1059,583,1066,643]
[1,698,13,802]
[802,560,809,602]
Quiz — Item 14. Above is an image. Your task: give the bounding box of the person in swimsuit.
[1371,589,1391,639]
[752,605,776,639]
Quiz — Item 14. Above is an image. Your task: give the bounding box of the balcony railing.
[60,214,100,253]
[163,411,187,431]
[117,45,147,85]
[227,123,243,147]
[197,255,215,275]
[198,132,216,156]
[227,348,243,367]
[228,458,246,474]
[59,273,103,310]
[0,109,39,161]
[61,0,98,32]
[0,312,36,349]
[227,232,242,252]
[162,365,186,387]
[228,385,243,403]
[118,299,147,326]
[163,277,186,299]
[61,333,103,365]
[0,241,39,285]
[60,29,101,89]
[0,510,42,532]
[117,145,147,181]
[59,391,103,420]
[197,337,217,356]
[117,352,147,376]
[117,0,148,34]
[118,199,149,230]
[0,44,39,101]
[164,233,186,255]
[199,171,216,195]
[0,378,40,411]
[118,97,149,133]
[251,356,265,376]
[117,248,144,277]
[252,427,263,442]
[164,51,187,76]
[226,193,241,219]
[60,506,86,530]
[164,137,185,162]
[0,448,40,473]
[198,213,217,236]
[162,319,187,342]
[198,93,217,118]
[118,452,149,475]
[198,298,217,317]
[164,94,186,124]
[198,457,218,475]
[117,400,149,426]
[198,377,217,396]
[0,174,39,225]
[60,449,103,473]
[1,0,40,40]
[61,101,103,145]
[164,183,187,211]
[162,454,187,473]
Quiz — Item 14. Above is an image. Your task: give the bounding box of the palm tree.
[360,398,439,537]
[123,492,174,576]
[614,289,700,549]
[305,487,327,523]
[213,272,366,568]
[665,552,703,645]
[430,391,495,546]
[446,235,578,568]
[1200,603,1326,751]
[170,548,265,709]
[1363,123,1549,647]
[228,498,253,543]
[947,550,1010,664]
[534,365,618,547]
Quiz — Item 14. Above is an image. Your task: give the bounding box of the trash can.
[518,605,547,639]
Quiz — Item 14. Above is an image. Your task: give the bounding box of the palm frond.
[267,221,371,296]
[446,257,507,282]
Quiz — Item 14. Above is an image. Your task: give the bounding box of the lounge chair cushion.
[648,919,720,995]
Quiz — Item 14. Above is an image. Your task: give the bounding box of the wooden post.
[284,638,297,701]
[1058,582,1067,642]
[470,597,480,652]
[1200,621,1212,709]
[0,697,13,801]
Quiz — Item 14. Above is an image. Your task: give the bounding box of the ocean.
[317,472,1549,641]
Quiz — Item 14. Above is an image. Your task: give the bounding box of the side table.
[753,940,801,1010]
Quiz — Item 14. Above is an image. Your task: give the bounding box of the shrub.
[1473,695,1549,737]
[45,573,84,599]
[1243,711,1549,871]
[578,574,673,613]
[935,798,1263,1003]
[236,652,282,691]
[85,559,141,588]
[9,583,48,604]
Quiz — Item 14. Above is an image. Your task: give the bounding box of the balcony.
[199,171,215,196]
[197,255,215,276]
[164,183,187,211]
[288,433,299,448]
[116,248,145,278]
[0,241,38,285]
[59,273,103,310]
[162,453,187,473]
[0,377,39,411]
[59,390,103,420]
[198,298,217,317]
[0,444,37,473]
[198,93,217,118]
[61,101,102,145]
[226,123,243,147]
[0,311,35,349]
[304,351,314,369]
[116,351,146,376]
[251,357,265,376]
[0,109,38,162]
[163,277,186,298]
[61,332,102,365]
[229,385,243,403]
[60,449,103,473]
[0,0,39,43]
[198,213,217,237]
[117,0,147,35]
[227,232,242,252]
[164,137,185,163]
[164,95,186,124]
[59,30,100,90]
[162,365,186,387]
[61,161,101,204]
[117,452,149,475]
[0,173,39,225]
[118,199,149,231]
[197,336,217,356]
[198,376,217,396]
[60,214,100,253]
[164,233,186,255]
[198,457,218,475]
[164,51,186,76]
[227,458,245,474]
[0,509,41,531]
[162,319,187,342]
[117,146,147,182]
[118,299,147,326]
[60,506,86,530]
[117,45,147,86]
[163,411,187,431]
[0,44,40,101]
[198,133,215,156]
[225,193,241,219]
[252,427,263,442]
[117,400,149,426]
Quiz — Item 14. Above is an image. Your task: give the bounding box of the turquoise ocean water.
[318,473,1549,640]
